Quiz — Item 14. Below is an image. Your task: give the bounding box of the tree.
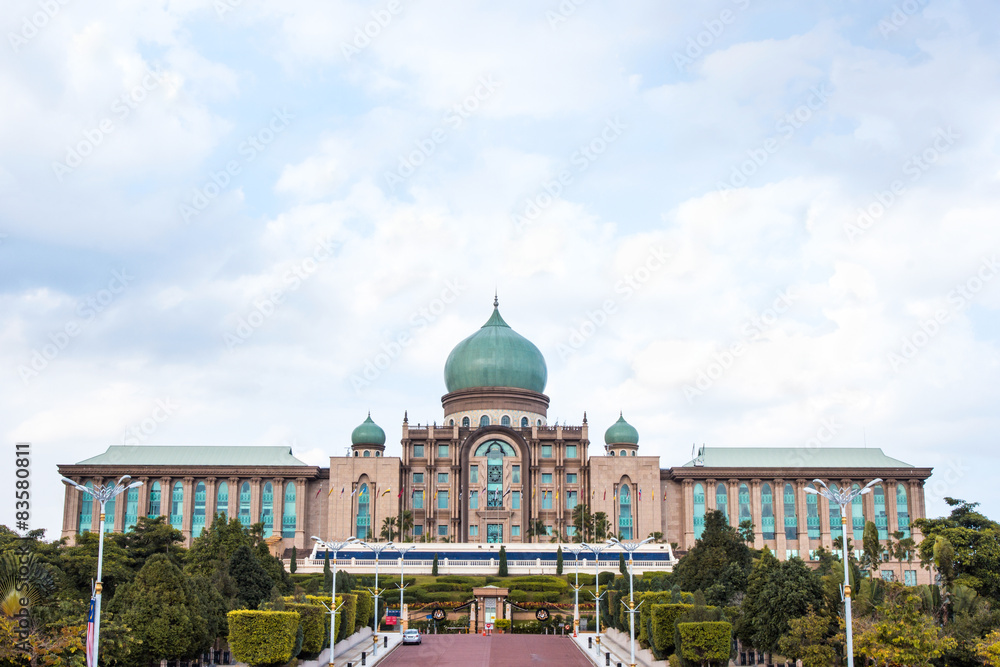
[498,545,508,577]
[571,503,594,542]
[738,520,755,546]
[432,553,439,576]
[187,515,252,578]
[648,531,664,543]
[673,510,753,607]
[594,512,609,541]
[914,498,1000,605]
[527,519,548,543]
[854,585,957,667]
[619,553,628,577]
[290,545,297,573]
[380,516,398,542]
[323,550,332,591]
[229,544,274,609]
[399,510,414,541]
[975,629,1000,667]
[861,520,883,580]
[556,546,564,574]
[776,607,835,667]
[121,515,186,568]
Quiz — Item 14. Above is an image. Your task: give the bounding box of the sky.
[2,0,999,539]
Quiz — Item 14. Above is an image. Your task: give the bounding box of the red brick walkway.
[378,634,594,666]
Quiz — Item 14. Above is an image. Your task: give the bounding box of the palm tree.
[527,519,548,543]
[571,503,594,542]
[399,510,414,542]
[380,516,398,542]
[593,512,609,541]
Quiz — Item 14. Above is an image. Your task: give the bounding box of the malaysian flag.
[86,596,96,667]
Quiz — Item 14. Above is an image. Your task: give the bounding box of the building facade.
[57,301,932,581]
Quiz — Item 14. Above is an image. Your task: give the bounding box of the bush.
[678,622,732,667]
[354,590,373,631]
[425,583,470,592]
[508,590,528,603]
[568,573,596,586]
[284,603,325,656]
[499,545,508,577]
[436,576,482,585]
[495,619,510,631]
[668,654,682,667]
[598,572,615,587]
[651,603,693,655]
[528,591,560,603]
[227,610,300,666]
[337,594,357,641]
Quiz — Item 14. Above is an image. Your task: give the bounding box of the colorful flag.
[319,486,325,497]
[638,488,642,501]
[555,490,559,501]
[86,596,96,667]
[397,489,402,499]
[341,486,346,497]
[603,489,607,501]
[351,487,357,497]
[381,487,391,497]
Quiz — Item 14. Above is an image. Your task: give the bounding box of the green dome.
[444,305,547,394]
[351,413,386,446]
[605,413,639,446]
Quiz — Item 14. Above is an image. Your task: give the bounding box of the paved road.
[378,634,594,666]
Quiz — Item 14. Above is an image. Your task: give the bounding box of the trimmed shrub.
[354,590,373,630]
[436,576,483,585]
[678,621,732,667]
[337,593,357,641]
[495,619,511,631]
[285,603,325,656]
[425,583,470,592]
[499,545,508,577]
[508,590,528,603]
[227,610,300,666]
[598,572,615,587]
[651,603,693,655]
[528,591,560,603]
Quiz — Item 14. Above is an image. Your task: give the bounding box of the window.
[282,482,296,538]
[376,451,381,457]
[852,483,865,542]
[567,490,578,510]
[537,419,542,426]
[462,417,470,427]
[413,444,425,458]
[438,490,449,509]
[566,445,577,458]
[193,481,207,537]
[784,483,797,540]
[620,450,627,457]
[438,472,449,484]
[413,490,424,509]
[413,524,423,536]
[542,491,553,510]
[470,490,479,509]
[437,524,448,536]
[147,481,161,518]
[171,481,184,530]
[104,492,116,534]
[438,444,449,458]
[512,491,520,509]
[480,415,490,427]
[261,482,273,538]
[450,419,455,426]
[694,483,706,539]
[806,484,820,539]
[512,525,520,537]
[78,481,94,532]
[125,486,139,531]
[786,549,799,559]
[413,473,424,484]
[470,466,478,484]
[363,450,370,457]
[904,570,917,586]
[619,485,632,539]
[630,451,636,456]
[567,526,577,536]
[470,524,479,536]
[353,451,359,457]
[216,481,228,521]
[512,466,521,483]
[739,483,751,525]
[896,483,910,538]
[356,484,370,539]
[881,570,895,582]
[521,417,529,427]
[609,451,615,456]
[874,485,888,540]
[541,445,552,458]
[716,483,728,524]
[567,473,578,484]
[542,473,553,484]
[501,415,510,426]
[829,483,842,535]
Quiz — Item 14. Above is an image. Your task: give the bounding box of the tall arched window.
[363,450,371,457]
[806,483,820,539]
[521,417,529,427]
[193,481,207,537]
[282,482,296,538]
[738,483,751,525]
[217,482,229,521]
[783,483,797,540]
[78,481,93,533]
[104,487,116,534]
[148,481,161,517]
[125,486,139,531]
[619,485,633,540]
[851,483,865,543]
[171,482,184,530]
[693,483,706,540]
[716,483,729,524]
[462,417,470,427]
[239,482,251,526]
[501,415,510,427]
[896,484,910,538]
[873,484,887,540]
[761,483,775,540]
[480,415,490,427]
[261,482,274,538]
[356,484,370,539]
[828,483,842,544]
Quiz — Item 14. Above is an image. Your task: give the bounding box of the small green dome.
[351,413,386,446]
[444,304,547,394]
[605,413,639,446]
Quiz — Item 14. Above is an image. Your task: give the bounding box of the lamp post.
[395,545,416,634]
[805,478,880,667]
[311,535,359,666]
[361,540,395,656]
[609,536,653,667]
[61,475,142,667]
[581,542,610,655]
[566,546,584,637]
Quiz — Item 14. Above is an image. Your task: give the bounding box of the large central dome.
[444,304,548,394]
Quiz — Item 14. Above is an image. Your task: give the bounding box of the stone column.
[273,477,286,540]
[705,478,716,512]
[295,477,308,548]
[250,478,262,524]
[228,477,240,519]
[181,477,194,542]
[728,479,740,527]
[863,482,876,536]
[885,479,899,537]
[796,479,810,556]
[818,482,832,551]
[682,480,694,548]
[773,478,786,557]
[160,477,172,519]
[137,477,149,519]
[113,486,127,532]
[750,479,763,549]
[842,479,856,555]
[63,479,80,539]
[92,477,104,532]
[204,477,217,530]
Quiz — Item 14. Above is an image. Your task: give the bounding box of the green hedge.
[436,576,485,585]
[678,622,731,667]
[651,604,693,655]
[425,582,470,592]
[227,610,300,666]
[508,590,528,603]
[354,590,373,630]
[284,603,325,656]
[338,593,357,640]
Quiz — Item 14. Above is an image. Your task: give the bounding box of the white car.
[402,629,421,645]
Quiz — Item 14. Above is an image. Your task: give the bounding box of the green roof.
[351,413,386,446]
[605,413,639,445]
[683,447,913,468]
[75,445,310,467]
[444,304,547,394]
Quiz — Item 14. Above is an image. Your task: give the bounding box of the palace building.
[57,300,933,581]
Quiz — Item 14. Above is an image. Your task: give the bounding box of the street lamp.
[805,478,881,667]
[395,545,416,634]
[581,542,610,655]
[566,546,584,637]
[608,536,653,667]
[360,540,395,656]
[61,475,142,667]
[311,535,359,666]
